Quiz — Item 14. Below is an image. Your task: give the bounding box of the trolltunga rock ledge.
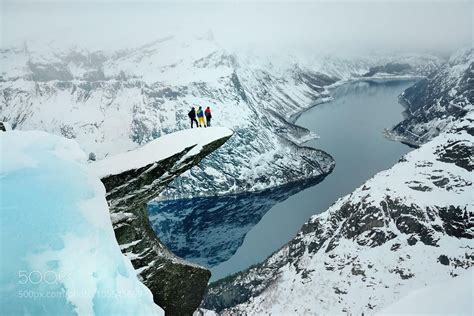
[89,127,233,315]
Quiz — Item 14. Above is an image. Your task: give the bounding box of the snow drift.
[0,130,163,315]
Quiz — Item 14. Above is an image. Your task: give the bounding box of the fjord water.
[150,80,415,281]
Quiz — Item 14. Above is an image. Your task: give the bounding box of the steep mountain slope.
[89,127,233,315]
[202,112,473,315]
[388,47,473,146]
[201,49,473,314]
[0,37,440,198]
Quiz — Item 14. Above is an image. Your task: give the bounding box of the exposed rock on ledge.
[89,127,233,315]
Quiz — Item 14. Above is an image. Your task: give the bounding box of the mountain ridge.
[200,47,473,314]
[0,36,442,199]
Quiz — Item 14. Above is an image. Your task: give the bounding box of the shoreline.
[289,75,423,124]
[157,75,421,203]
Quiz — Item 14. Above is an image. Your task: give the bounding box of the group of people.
[188,106,212,128]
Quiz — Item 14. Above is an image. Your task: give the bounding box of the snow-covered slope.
[202,112,473,314]
[200,48,473,314]
[0,130,163,315]
[0,36,441,198]
[388,47,473,146]
[377,269,473,315]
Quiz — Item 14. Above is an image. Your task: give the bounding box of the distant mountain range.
[0,36,441,199]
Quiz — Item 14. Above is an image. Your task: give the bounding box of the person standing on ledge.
[197,106,206,127]
[188,107,198,128]
[205,106,212,127]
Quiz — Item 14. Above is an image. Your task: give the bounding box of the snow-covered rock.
[0,36,441,199]
[388,47,473,146]
[90,127,233,179]
[201,111,473,314]
[0,130,163,315]
[94,127,233,315]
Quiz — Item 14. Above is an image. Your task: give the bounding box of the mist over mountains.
[2,1,472,57]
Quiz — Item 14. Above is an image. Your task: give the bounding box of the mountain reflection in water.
[148,176,326,268]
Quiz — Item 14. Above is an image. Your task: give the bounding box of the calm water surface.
[150,80,415,281]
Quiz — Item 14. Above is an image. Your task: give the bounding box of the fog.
[1,1,472,56]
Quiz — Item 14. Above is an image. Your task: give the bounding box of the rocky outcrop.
[201,112,473,315]
[93,130,232,315]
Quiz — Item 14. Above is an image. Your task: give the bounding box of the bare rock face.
[0,122,11,131]
[98,133,232,315]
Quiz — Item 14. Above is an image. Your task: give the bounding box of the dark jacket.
[188,108,196,119]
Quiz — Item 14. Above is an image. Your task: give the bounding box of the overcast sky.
[1,1,472,56]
